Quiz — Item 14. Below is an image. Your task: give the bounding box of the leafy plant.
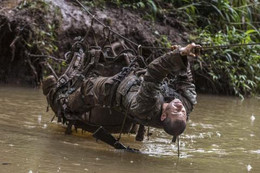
[175,0,260,32]
[38,0,260,97]
[171,0,260,96]
[18,0,60,55]
[194,26,260,97]
[157,35,172,48]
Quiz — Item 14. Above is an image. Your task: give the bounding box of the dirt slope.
[0,0,188,86]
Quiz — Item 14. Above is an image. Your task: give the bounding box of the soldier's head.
[161,99,187,138]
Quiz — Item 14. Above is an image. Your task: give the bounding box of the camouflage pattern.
[43,49,197,132]
[117,49,196,127]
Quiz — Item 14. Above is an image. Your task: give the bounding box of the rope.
[117,103,131,141]
[177,136,180,157]
[142,42,260,50]
[201,42,260,49]
[75,0,260,52]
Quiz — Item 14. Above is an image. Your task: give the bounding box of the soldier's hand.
[179,43,201,57]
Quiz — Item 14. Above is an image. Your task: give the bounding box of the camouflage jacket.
[66,49,197,128]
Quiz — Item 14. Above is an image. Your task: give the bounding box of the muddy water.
[0,86,260,173]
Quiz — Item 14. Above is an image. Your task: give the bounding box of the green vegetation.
[174,0,260,97]
[85,0,259,97]
[14,0,259,97]
[17,0,63,77]
[18,0,60,55]
[195,28,259,97]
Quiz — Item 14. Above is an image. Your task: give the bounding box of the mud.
[0,0,188,86]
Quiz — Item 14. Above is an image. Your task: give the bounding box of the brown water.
[0,86,260,173]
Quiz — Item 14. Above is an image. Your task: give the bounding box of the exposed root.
[10,36,20,62]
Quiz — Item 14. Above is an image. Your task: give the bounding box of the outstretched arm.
[122,44,200,124]
[171,43,200,114]
[170,62,197,115]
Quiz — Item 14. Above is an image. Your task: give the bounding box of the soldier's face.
[169,99,186,117]
[161,99,187,121]
[161,99,187,136]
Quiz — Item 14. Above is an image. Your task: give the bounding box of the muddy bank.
[0,0,188,86]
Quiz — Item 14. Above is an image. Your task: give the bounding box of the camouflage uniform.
[58,49,197,129]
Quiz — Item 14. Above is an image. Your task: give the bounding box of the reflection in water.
[0,86,260,173]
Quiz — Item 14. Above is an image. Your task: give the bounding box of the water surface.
[0,86,259,173]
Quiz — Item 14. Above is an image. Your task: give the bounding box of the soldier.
[42,43,199,141]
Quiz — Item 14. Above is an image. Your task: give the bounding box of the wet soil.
[0,0,188,86]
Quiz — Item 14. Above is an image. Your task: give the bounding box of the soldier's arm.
[143,49,188,83]
[169,43,200,115]
[171,63,197,115]
[122,44,200,122]
[122,49,190,122]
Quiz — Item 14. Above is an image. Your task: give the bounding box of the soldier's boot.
[42,75,57,96]
[135,124,145,141]
[129,123,138,134]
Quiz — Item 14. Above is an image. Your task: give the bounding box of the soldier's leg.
[135,124,146,141]
[42,75,57,96]
[42,75,59,114]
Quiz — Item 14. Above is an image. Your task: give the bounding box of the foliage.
[25,0,256,97]
[157,35,172,48]
[82,0,260,97]
[194,27,260,98]
[174,0,260,35]
[17,0,63,78]
[18,0,60,55]
[171,0,260,97]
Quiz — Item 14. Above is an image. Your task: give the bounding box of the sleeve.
[144,49,188,83]
[170,62,197,115]
[122,81,162,121]
[122,50,189,121]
